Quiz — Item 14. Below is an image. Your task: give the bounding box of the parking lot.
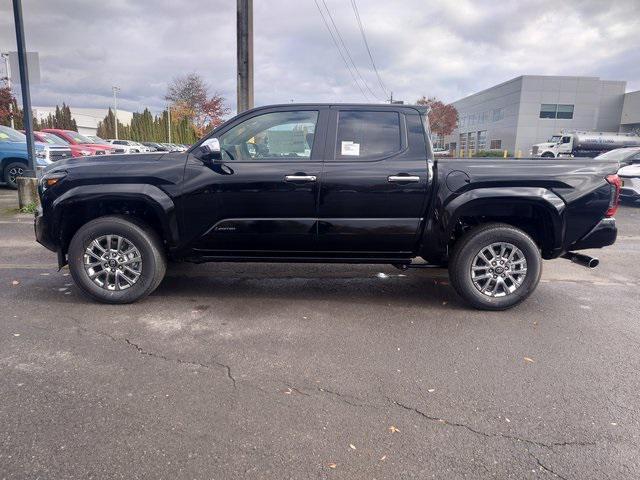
[0,187,638,479]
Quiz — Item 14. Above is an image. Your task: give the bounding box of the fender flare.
[441,187,566,254]
[52,183,179,247]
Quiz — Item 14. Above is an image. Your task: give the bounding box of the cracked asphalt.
[1,188,639,479]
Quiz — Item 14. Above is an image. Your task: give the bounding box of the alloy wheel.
[470,242,527,297]
[83,234,143,291]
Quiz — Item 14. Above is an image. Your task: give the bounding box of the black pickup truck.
[35,104,620,309]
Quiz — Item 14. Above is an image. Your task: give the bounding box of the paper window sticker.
[341,141,360,156]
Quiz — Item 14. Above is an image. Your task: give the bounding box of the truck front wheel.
[541,152,555,158]
[68,216,167,304]
[448,223,542,310]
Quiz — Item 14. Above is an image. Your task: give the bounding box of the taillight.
[605,174,622,217]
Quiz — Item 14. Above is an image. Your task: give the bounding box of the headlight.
[40,171,67,190]
[80,150,92,156]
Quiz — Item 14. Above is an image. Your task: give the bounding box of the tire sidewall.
[68,218,160,304]
[452,227,542,310]
[4,162,26,189]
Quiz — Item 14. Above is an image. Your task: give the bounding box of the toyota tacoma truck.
[35,104,620,310]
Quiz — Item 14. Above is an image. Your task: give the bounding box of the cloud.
[1,0,638,117]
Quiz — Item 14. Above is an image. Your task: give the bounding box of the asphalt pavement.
[0,187,639,479]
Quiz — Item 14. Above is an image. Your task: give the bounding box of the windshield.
[40,132,69,145]
[549,135,561,143]
[88,135,106,143]
[595,147,640,161]
[65,131,95,143]
[0,125,26,143]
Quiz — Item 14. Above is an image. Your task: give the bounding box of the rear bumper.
[569,218,617,251]
[620,177,640,201]
[34,212,57,253]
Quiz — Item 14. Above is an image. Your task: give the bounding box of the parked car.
[35,103,620,309]
[594,146,640,167]
[132,141,152,153]
[141,142,167,152]
[1,125,70,188]
[31,131,91,159]
[42,129,123,155]
[106,139,142,154]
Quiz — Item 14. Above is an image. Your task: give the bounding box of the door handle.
[388,175,420,183]
[284,175,317,182]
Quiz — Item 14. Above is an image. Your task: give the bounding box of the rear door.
[317,107,430,254]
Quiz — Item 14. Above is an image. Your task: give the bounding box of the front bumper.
[34,211,57,253]
[570,218,617,251]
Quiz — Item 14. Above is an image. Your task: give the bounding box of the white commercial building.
[445,75,638,156]
[32,107,133,136]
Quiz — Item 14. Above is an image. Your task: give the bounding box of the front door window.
[220,111,318,161]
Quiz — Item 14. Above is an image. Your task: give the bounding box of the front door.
[182,107,327,254]
[317,107,430,254]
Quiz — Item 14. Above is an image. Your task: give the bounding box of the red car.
[42,129,122,157]
[30,131,90,158]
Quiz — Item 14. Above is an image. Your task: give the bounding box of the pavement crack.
[390,398,594,451]
[528,450,570,480]
[316,387,380,408]
[68,315,236,388]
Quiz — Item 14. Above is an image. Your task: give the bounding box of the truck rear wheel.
[68,216,166,304]
[448,223,542,310]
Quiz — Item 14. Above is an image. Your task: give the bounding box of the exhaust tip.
[587,258,599,268]
[562,252,599,269]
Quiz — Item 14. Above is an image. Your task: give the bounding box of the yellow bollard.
[503,150,508,158]
[516,150,522,158]
[468,149,472,158]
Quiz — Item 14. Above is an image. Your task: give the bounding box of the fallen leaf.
[524,357,535,363]
[11,280,19,286]
[380,455,387,461]
[427,389,435,393]
[327,463,337,469]
[349,444,356,450]
[388,425,400,433]
[284,388,293,395]
[13,333,20,337]
[505,418,511,423]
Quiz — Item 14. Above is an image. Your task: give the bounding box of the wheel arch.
[51,184,179,259]
[440,187,566,260]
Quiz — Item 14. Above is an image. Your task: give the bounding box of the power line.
[319,0,383,101]
[350,0,389,99]
[313,0,370,101]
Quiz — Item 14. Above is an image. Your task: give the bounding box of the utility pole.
[1,53,14,129]
[11,0,35,177]
[167,105,171,143]
[237,0,254,113]
[112,86,120,139]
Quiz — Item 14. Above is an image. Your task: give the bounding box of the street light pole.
[11,0,35,177]
[112,86,120,139]
[1,53,15,129]
[237,0,254,113]
[167,105,171,143]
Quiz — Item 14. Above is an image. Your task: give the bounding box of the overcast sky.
[1,0,639,115]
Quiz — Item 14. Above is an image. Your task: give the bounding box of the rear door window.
[335,111,401,160]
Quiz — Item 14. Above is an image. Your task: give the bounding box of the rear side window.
[335,111,401,160]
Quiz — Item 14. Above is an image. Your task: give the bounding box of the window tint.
[336,111,401,160]
[220,110,318,161]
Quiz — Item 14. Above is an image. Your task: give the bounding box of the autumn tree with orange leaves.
[416,96,458,138]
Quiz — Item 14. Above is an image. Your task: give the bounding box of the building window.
[477,130,487,150]
[557,104,574,119]
[460,116,466,128]
[467,132,475,153]
[492,108,504,122]
[490,139,502,150]
[540,104,574,119]
[459,134,466,152]
[468,114,476,126]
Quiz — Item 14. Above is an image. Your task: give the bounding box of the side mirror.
[198,138,222,163]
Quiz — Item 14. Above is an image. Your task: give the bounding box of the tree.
[416,96,458,138]
[165,72,230,135]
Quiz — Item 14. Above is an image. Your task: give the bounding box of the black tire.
[3,161,26,189]
[68,215,166,304]
[541,152,555,158]
[448,223,542,310]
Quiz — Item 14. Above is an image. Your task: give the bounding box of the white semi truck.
[531,131,640,158]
